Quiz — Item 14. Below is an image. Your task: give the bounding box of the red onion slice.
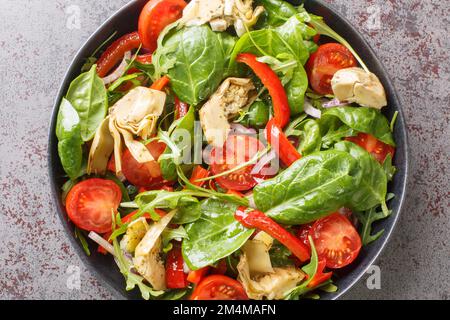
[304,99,322,118]
[102,51,132,85]
[322,98,347,108]
[230,123,257,136]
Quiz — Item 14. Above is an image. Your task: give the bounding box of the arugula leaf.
[254,150,361,224]
[335,141,388,212]
[182,198,254,270]
[383,154,397,181]
[81,31,118,72]
[74,228,90,256]
[162,226,188,253]
[65,65,108,142]
[354,193,395,246]
[322,107,396,146]
[284,236,319,299]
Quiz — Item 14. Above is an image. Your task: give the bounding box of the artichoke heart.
[87,87,166,176]
[237,253,305,300]
[199,77,256,147]
[132,210,176,291]
[182,0,264,36]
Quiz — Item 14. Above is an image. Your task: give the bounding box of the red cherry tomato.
[297,223,313,253]
[346,133,395,163]
[305,43,357,95]
[190,275,248,300]
[166,244,188,289]
[138,0,187,52]
[122,140,167,188]
[310,213,362,269]
[187,267,210,285]
[210,135,266,191]
[66,179,122,233]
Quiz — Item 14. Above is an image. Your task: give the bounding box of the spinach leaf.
[159,106,195,181]
[269,241,294,267]
[237,101,270,128]
[254,150,360,224]
[320,117,356,150]
[276,14,316,65]
[335,141,388,212]
[256,0,298,27]
[354,194,394,246]
[56,98,84,180]
[231,27,308,115]
[157,25,233,105]
[172,202,202,225]
[66,65,108,141]
[182,199,254,270]
[322,107,396,146]
[297,119,322,156]
[284,66,308,115]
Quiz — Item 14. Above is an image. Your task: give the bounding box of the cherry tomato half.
[66,179,122,233]
[122,140,167,188]
[210,135,266,191]
[305,43,357,95]
[346,133,395,163]
[138,0,187,52]
[190,275,248,300]
[310,213,362,269]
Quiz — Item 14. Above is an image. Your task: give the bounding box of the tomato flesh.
[346,133,395,163]
[306,43,357,95]
[138,0,187,52]
[310,213,362,269]
[190,275,248,300]
[122,140,167,188]
[210,135,266,191]
[66,179,122,233]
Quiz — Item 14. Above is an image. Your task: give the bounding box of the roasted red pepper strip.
[150,75,170,91]
[175,96,189,119]
[236,53,290,128]
[236,53,301,166]
[266,119,302,167]
[235,207,310,262]
[166,244,188,289]
[190,165,210,188]
[306,259,333,288]
[135,53,153,64]
[96,31,141,77]
[187,267,210,285]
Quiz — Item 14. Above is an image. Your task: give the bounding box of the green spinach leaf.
[322,107,395,146]
[157,25,234,105]
[335,141,388,212]
[254,150,360,224]
[256,0,298,27]
[159,106,195,181]
[297,119,322,156]
[56,98,84,180]
[182,199,254,270]
[66,65,108,141]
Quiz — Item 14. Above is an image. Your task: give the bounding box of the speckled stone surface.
[0,0,448,300]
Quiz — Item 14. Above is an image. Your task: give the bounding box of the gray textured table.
[0,0,448,300]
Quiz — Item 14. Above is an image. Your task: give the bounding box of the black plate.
[48,0,409,299]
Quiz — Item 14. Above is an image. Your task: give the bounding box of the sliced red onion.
[230,123,257,136]
[251,150,277,175]
[88,231,115,256]
[102,51,132,85]
[304,99,322,118]
[322,98,347,108]
[246,193,256,208]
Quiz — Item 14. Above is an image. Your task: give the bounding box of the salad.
[55,0,398,300]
